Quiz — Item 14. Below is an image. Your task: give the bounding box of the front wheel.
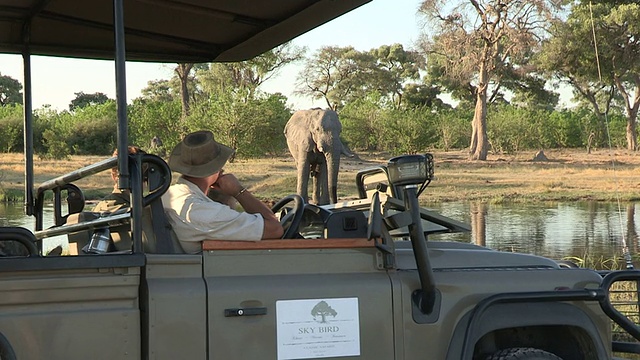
[485,348,562,360]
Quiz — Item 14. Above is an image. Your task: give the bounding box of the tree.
[295,46,371,111]
[367,44,426,109]
[140,79,175,102]
[418,0,564,160]
[539,2,640,150]
[200,42,305,101]
[69,92,109,111]
[402,83,448,110]
[0,73,22,106]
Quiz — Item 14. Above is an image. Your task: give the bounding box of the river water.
[1,201,639,268]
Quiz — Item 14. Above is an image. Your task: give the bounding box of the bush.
[186,91,291,159]
[340,97,384,151]
[128,98,182,154]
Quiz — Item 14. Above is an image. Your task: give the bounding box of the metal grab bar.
[37,157,116,195]
[34,213,131,240]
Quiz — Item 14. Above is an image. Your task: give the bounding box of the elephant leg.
[311,171,320,205]
[296,153,311,203]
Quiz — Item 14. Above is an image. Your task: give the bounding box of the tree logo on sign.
[311,301,337,323]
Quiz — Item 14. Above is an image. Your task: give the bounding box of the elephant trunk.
[326,147,340,204]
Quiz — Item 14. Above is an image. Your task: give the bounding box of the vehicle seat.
[141,198,184,254]
[356,166,397,200]
[65,154,183,254]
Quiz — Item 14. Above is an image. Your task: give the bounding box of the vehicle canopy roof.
[3,0,371,217]
[0,0,370,62]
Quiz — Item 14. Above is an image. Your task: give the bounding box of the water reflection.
[0,203,66,253]
[1,201,639,266]
[428,201,639,266]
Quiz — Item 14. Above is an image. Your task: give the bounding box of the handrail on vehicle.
[598,270,640,343]
[35,154,170,202]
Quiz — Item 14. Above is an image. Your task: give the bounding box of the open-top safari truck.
[2,1,640,359]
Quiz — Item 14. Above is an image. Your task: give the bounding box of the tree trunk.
[175,63,194,136]
[626,117,637,151]
[469,65,489,161]
[615,75,640,151]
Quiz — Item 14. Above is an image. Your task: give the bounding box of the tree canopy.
[0,73,22,106]
[538,2,640,150]
[68,91,110,111]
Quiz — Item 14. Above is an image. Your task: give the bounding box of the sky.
[0,0,425,112]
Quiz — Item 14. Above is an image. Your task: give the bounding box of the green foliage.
[0,104,48,154]
[432,108,471,150]
[0,73,23,106]
[42,128,70,159]
[378,108,438,155]
[547,109,595,148]
[0,104,24,152]
[487,106,548,153]
[68,91,110,111]
[40,101,117,157]
[340,96,385,151]
[296,44,430,111]
[186,91,291,159]
[128,98,182,153]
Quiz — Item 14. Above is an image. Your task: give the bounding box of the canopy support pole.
[22,25,34,217]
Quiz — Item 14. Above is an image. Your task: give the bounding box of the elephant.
[284,108,353,205]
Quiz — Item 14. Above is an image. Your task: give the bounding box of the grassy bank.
[1,149,640,204]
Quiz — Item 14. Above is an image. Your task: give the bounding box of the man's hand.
[212,173,243,196]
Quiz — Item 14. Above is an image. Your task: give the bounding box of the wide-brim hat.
[169,131,234,177]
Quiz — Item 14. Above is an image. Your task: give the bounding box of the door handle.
[224,307,267,317]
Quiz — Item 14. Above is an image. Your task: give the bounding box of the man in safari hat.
[162,130,283,253]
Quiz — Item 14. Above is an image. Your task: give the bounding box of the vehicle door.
[203,239,395,360]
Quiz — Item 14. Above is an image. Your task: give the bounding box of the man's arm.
[214,173,284,239]
[233,188,283,239]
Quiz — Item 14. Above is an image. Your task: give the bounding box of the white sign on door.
[276,297,360,360]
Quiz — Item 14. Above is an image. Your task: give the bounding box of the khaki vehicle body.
[0,232,617,359]
[1,1,640,360]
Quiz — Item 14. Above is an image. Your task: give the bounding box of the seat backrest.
[356,166,396,200]
[141,198,184,254]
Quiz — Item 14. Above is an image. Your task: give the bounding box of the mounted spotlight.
[387,154,434,195]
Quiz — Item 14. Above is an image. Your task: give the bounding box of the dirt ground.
[1,149,639,203]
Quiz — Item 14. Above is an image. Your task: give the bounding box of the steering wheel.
[271,194,305,238]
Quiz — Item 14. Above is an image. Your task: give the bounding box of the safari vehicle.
[2,1,640,360]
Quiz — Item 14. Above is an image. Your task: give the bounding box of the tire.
[0,332,16,360]
[485,347,563,360]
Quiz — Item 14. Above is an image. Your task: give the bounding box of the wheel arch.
[0,331,17,360]
[445,302,608,360]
